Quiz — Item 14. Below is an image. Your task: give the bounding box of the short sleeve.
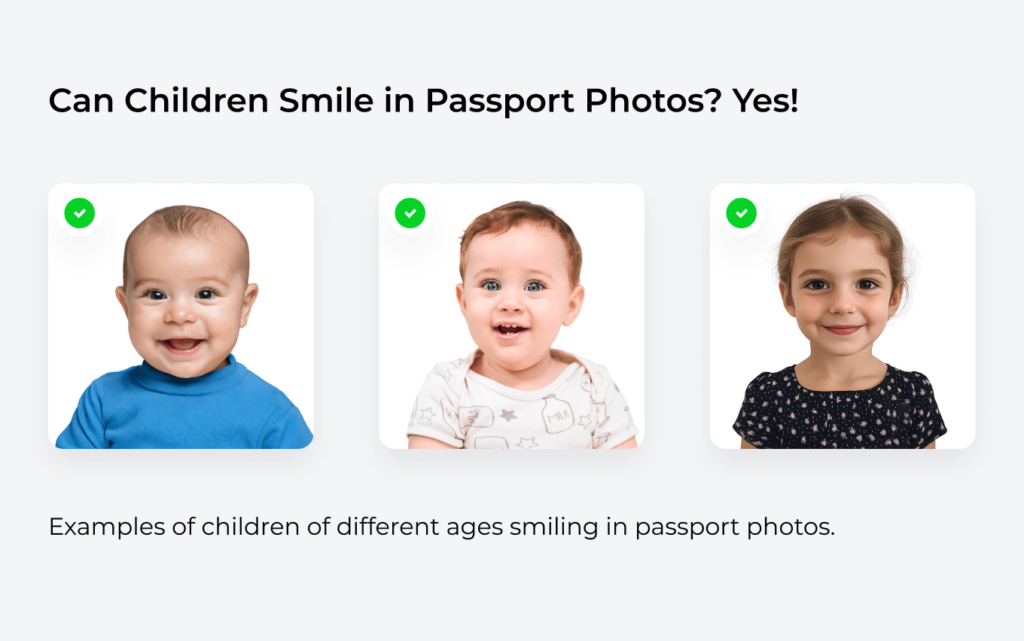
[56,382,109,449]
[406,364,465,448]
[910,372,948,448]
[732,372,778,449]
[258,405,313,449]
[590,369,639,449]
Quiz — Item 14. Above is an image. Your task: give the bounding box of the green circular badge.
[725,197,756,229]
[64,197,96,229]
[395,197,426,229]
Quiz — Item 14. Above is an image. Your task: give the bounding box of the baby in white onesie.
[407,201,639,449]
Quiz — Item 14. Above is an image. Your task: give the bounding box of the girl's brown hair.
[778,196,907,304]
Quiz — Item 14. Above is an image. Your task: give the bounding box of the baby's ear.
[562,284,585,326]
[779,282,796,318]
[239,283,259,328]
[888,282,905,318]
[115,286,129,318]
[455,283,469,321]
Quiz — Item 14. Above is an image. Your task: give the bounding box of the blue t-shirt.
[56,355,312,449]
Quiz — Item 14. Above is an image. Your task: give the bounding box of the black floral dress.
[733,365,947,449]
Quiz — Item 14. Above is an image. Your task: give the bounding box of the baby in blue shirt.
[56,206,312,449]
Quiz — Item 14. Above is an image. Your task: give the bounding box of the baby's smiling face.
[457,224,584,377]
[116,229,258,379]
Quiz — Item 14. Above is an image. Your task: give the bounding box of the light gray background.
[2,1,1021,639]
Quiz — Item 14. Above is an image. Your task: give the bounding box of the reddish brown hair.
[778,195,907,303]
[123,205,249,285]
[459,201,582,286]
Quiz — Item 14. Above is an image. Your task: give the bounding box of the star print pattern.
[733,364,947,449]
[407,351,639,449]
[515,437,539,449]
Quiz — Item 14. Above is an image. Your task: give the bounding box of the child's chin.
[815,342,868,358]
[482,347,547,371]
[148,358,215,379]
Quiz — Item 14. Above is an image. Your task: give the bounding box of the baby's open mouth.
[162,338,205,354]
[494,323,528,337]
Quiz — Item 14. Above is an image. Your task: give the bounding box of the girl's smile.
[823,324,863,336]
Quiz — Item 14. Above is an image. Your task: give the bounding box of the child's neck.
[795,345,887,392]
[472,350,573,391]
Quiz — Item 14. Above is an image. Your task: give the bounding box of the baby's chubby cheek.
[126,307,163,342]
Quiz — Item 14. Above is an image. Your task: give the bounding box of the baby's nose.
[499,293,523,312]
[164,305,197,324]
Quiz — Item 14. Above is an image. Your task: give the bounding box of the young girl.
[733,196,947,449]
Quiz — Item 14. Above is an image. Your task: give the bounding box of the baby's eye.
[804,280,829,291]
[197,289,217,300]
[525,281,545,293]
[857,279,880,290]
[145,290,166,301]
[482,280,501,292]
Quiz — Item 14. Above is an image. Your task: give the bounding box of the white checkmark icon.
[73,209,87,218]
[735,208,748,218]
[404,208,417,218]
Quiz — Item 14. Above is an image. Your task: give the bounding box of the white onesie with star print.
[407,350,638,449]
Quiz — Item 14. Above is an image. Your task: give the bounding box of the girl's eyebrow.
[797,269,830,278]
[855,269,888,279]
[797,268,888,279]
